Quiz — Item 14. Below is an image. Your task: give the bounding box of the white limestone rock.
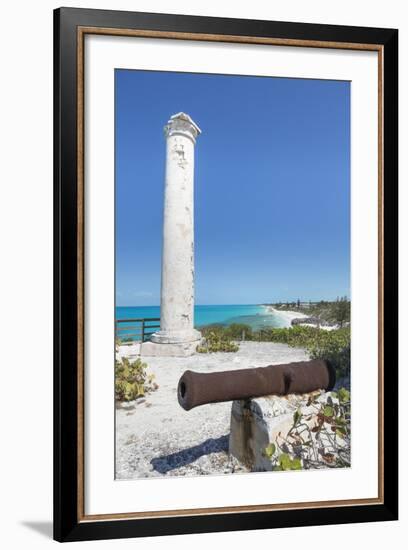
[229,390,350,471]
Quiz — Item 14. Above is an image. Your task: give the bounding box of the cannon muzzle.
[177,359,335,411]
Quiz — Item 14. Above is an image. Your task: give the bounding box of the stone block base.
[229,397,294,471]
[229,391,348,471]
[140,340,200,357]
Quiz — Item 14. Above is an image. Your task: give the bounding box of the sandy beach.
[116,341,310,480]
[265,306,308,326]
[265,306,338,330]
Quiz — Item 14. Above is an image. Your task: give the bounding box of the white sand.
[266,306,308,327]
[267,307,338,330]
[115,341,310,480]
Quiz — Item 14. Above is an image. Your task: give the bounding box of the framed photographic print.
[54,7,398,542]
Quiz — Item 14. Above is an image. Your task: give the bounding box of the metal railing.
[115,318,160,344]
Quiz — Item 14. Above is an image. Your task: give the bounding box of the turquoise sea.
[115,304,290,340]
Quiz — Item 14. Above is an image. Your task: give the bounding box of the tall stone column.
[147,112,201,355]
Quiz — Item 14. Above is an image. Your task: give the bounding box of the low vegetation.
[115,357,158,402]
[196,325,239,353]
[196,323,350,379]
[253,325,350,379]
[264,387,351,470]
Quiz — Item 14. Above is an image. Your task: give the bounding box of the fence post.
[141,319,145,343]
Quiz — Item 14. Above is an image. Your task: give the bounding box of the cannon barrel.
[177,359,335,411]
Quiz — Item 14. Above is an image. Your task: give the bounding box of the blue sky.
[115,69,350,306]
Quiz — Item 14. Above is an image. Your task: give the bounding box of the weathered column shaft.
[151,113,201,345]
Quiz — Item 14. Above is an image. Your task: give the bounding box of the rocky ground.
[115,341,310,480]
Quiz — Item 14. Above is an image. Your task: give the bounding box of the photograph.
[114,69,351,480]
[51,5,399,542]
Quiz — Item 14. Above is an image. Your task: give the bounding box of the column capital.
[164,112,201,143]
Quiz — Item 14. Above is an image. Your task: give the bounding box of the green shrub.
[252,325,320,346]
[264,388,351,470]
[196,323,350,378]
[115,357,158,402]
[224,323,253,340]
[252,325,350,379]
[115,336,134,347]
[200,324,225,338]
[329,296,350,327]
[307,329,350,379]
[197,327,239,353]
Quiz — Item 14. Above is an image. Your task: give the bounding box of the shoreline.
[117,304,338,338]
[265,306,339,331]
[265,306,308,327]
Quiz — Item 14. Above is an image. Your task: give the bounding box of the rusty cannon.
[177,359,335,411]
